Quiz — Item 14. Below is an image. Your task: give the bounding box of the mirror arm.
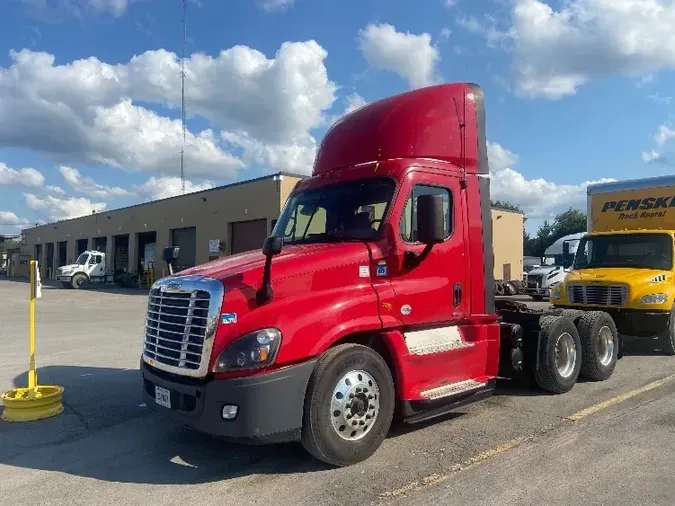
[403,243,434,270]
[256,256,274,305]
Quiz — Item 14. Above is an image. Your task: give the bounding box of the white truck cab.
[525,232,584,301]
[56,250,106,289]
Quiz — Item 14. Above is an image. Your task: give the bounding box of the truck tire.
[505,281,517,296]
[657,306,675,356]
[577,311,619,381]
[495,281,505,296]
[71,273,87,289]
[549,308,584,324]
[301,343,395,467]
[534,316,581,394]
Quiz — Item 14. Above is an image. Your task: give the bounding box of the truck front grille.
[567,283,628,306]
[143,275,224,378]
[527,274,543,288]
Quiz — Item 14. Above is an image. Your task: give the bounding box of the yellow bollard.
[1,260,64,422]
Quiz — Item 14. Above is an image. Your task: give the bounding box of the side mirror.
[416,194,446,244]
[257,236,283,306]
[562,240,574,269]
[262,236,283,257]
[162,246,180,263]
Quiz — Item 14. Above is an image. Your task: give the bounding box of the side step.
[401,379,496,425]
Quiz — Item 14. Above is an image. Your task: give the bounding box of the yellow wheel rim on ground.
[0,385,64,422]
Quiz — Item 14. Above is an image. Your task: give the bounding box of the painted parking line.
[378,374,675,503]
[567,374,675,421]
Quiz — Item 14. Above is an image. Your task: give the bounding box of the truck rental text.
[139,83,645,466]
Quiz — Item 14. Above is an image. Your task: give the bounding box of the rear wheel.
[657,306,675,356]
[301,343,395,467]
[534,316,581,394]
[577,311,618,381]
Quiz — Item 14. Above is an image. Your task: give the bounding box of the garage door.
[231,219,269,255]
[171,226,197,271]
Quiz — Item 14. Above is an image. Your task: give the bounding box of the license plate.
[154,385,171,408]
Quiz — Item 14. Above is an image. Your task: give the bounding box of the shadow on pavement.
[0,365,326,485]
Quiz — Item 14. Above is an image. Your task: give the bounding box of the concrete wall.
[491,208,524,281]
[22,174,298,280]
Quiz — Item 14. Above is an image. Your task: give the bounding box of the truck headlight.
[639,293,669,304]
[213,328,282,372]
[550,283,561,299]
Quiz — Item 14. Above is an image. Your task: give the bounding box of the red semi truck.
[140,82,621,467]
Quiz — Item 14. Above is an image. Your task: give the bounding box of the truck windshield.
[573,233,673,270]
[76,253,89,265]
[273,177,396,244]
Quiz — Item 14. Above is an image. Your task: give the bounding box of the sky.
[1,0,675,236]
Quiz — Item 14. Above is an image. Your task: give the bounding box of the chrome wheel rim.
[330,370,380,441]
[597,325,615,366]
[555,332,577,379]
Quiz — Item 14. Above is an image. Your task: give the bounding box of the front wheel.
[301,343,395,467]
[71,273,87,289]
[658,306,675,356]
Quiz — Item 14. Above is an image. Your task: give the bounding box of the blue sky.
[1,0,675,235]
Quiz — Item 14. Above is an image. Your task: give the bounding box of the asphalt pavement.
[1,280,674,506]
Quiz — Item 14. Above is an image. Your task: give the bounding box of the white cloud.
[487,141,615,219]
[47,185,66,195]
[443,0,458,6]
[462,0,675,99]
[654,124,675,146]
[642,150,662,163]
[58,165,133,198]
[358,23,441,89]
[257,0,295,12]
[0,162,45,187]
[0,40,337,177]
[0,211,29,226]
[22,0,132,20]
[222,131,317,175]
[440,28,452,39]
[133,176,214,201]
[24,193,106,221]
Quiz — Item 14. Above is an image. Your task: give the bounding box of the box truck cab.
[525,232,582,300]
[56,250,106,289]
[550,175,675,355]
[141,83,623,467]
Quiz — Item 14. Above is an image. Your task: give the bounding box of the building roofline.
[490,206,525,215]
[22,171,308,233]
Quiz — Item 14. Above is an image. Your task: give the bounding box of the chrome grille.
[567,283,628,306]
[527,274,543,288]
[143,275,224,378]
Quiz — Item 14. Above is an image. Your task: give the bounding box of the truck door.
[390,174,488,392]
[88,254,105,278]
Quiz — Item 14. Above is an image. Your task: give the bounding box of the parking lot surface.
[1,280,675,506]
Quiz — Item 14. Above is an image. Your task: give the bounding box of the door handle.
[453,282,462,307]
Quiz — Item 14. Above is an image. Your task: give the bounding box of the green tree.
[491,200,523,213]
[550,208,586,242]
[0,239,20,252]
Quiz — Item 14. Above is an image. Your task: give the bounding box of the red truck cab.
[140,83,619,467]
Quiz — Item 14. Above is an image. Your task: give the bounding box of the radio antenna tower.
[180,0,187,193]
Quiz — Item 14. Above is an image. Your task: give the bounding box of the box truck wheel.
[658,305,675,356]
[71,273,87,289]
[301,343,395,467]
[534,316,581,394]
[577,311,619,381]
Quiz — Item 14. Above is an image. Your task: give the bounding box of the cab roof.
[312,82,488,176]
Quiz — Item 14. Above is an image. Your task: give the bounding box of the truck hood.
[566,267,672,285]
[528,265,564,276]
[58,263,80,271]
[176,242,371,282]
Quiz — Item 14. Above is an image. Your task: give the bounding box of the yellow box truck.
[550,174,675,355]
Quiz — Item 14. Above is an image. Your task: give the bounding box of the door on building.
[231,219,268,254]
[503,263,511,281]
[57,241,68,267]
[171,227,196,272]
[76,239,88,256]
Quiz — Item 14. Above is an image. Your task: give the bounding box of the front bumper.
[56,275,72,282]
[141,358,317,443]
[552,305,670,337]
